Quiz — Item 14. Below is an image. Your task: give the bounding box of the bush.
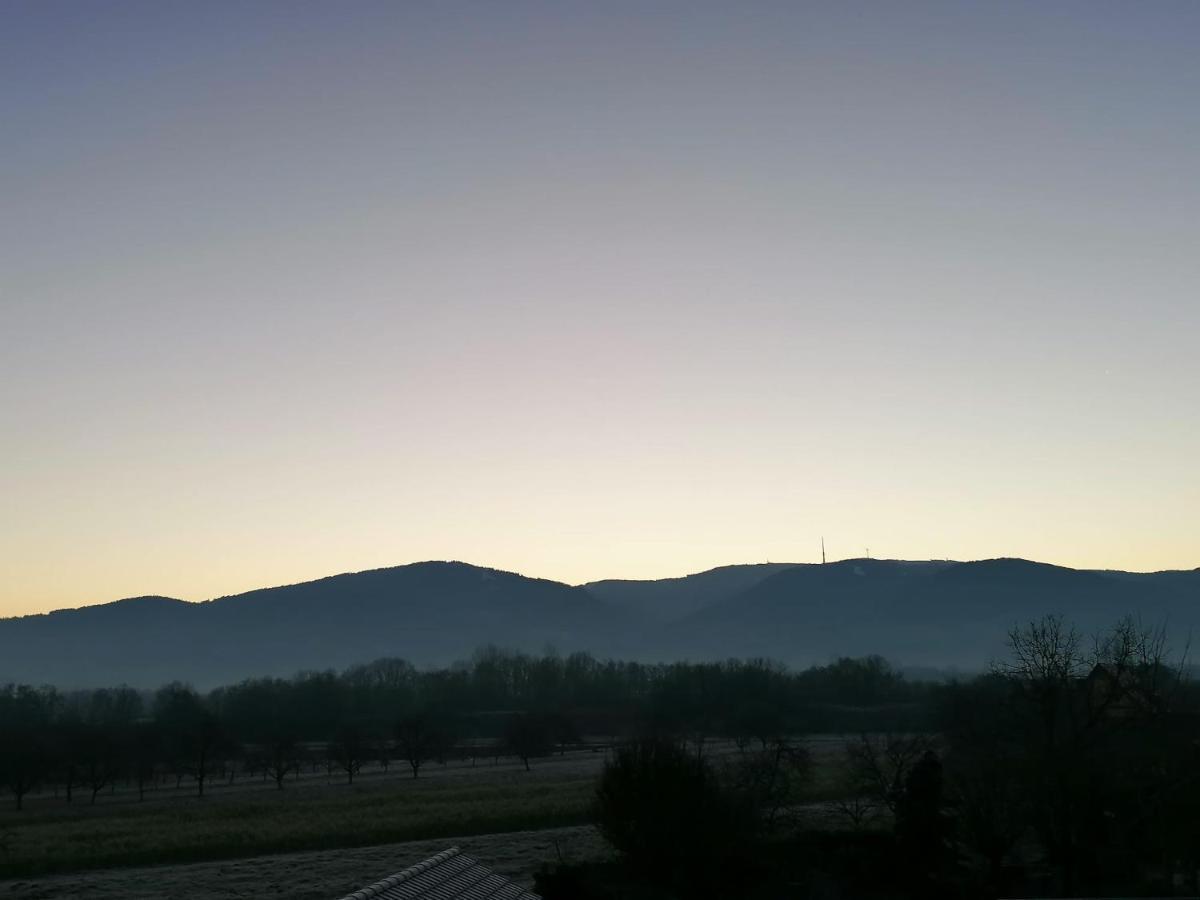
[594,738,757,897]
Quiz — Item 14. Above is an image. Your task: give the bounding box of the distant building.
[336,847,540,900]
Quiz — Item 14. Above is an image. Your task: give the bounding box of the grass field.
[0,735,859,892]
[0,751,603,879]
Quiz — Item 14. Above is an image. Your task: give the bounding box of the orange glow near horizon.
[3,3,1197,617]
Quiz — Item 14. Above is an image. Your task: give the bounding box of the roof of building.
[335,847,541,900]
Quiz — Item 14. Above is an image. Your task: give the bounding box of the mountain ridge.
[9,557,1199,622]
[668,557,1198,669]
[2,557,1197,688]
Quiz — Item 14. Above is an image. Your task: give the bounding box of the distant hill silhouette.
[667,558,1200,669]
[1,558,1196,687]
[585,563,799,623]
[0,562,616,688]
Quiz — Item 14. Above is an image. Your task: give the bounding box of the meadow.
[0,749,602,880]
[0,734,855,895]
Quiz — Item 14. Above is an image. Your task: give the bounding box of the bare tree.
[395,714,441,779]
[972,614,1193,896]
[841,732,933,819]
[730,737,812,827]
[80,724,121,805]
[505,713,553,771]
[832,781,878,831]
[127,722,160,802]
[262,733,300,790]
[328,724,365,785]
[154,683,227,798]
[0,685,55,811]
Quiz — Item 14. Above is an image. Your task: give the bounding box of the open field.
[0,736,857,892]
[0,749,606,879]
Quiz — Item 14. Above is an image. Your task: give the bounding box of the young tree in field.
[79,723,122,805]
[375,735,391,774]
[51,714,84,804]
[262,732,300,789]
[154,683,227,798]
[0,685,57,811]
[0,734,46,812]
[548,712,581,756]
[504,712,553,771]
[832,773,877,831]
[460,714,483,768]
[395,714,442,779]
[126,721,161,802]
[328,724,366,785]
[77,686,146,804]
[187,716,226,798]
[211,677,306,790]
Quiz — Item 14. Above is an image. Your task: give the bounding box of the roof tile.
[334,847,540,900]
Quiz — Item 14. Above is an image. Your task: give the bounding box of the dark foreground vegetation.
[535,615,1200,899]
[2,615,1198,898]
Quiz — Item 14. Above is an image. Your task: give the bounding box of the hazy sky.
[3,1,1198,616]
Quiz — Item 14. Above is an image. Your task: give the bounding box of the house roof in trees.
[335,847,540,900]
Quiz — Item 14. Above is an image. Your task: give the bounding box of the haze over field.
[3,1,1199,618]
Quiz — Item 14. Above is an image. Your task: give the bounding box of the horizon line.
[7,554,1198,621]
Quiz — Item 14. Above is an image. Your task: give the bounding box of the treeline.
[0,650,927,810]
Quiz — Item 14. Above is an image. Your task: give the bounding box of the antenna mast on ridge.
[821,537,826,565]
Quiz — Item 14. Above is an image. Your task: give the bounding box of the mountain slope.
[3,558,1196,687]
[669,558,1200,668]
[0,562,616,688]
[583,563,800,623]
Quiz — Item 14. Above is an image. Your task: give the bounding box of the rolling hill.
[667,558,1200,669]
[584,562,800,623]
[1,558,1196,687]
[0,562,617,688]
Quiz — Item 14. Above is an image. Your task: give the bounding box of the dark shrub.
[594,738,756,897]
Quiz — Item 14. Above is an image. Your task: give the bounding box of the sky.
[2,1,1198,616]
